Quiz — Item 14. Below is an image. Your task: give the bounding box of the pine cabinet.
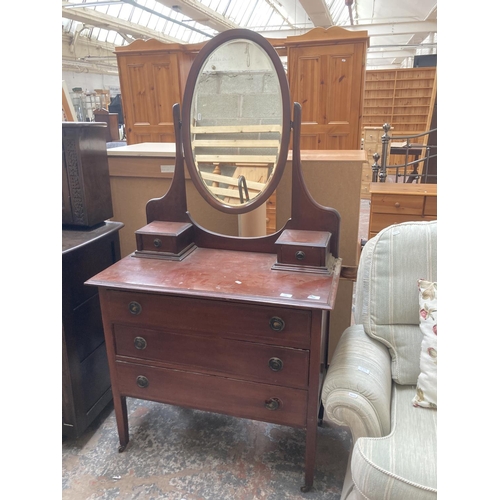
[115,39,203,145]
[285,27,369,150]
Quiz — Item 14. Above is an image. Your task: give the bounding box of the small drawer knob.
[295,250,306,261]
[128,301,142,315]
[394,202,401,208]
[136,375,149,388]
[134,337,147,350]
[269,316,285,332]
[268,357,283,372]
[153,238,162,248]
[265,397,282,411]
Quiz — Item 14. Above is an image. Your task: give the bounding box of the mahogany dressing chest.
[87,29,342,491]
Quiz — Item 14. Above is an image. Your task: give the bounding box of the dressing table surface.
[89,248,339,309]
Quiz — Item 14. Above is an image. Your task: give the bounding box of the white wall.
[62,70,121,96]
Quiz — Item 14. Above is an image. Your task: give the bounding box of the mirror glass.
[188,38,284,209]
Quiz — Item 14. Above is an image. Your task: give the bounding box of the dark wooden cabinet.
[62,122,114,227]
[62,221,123,439]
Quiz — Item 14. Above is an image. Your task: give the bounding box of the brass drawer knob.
[394,202,401,208]
[295,250,306,261]
[269,316,285,332]
[134,337,147,350]
[136,375,149,388]
[265,397,282,411]
[128,301,142,315]
[268,357,283,371]
[153,238,162,248]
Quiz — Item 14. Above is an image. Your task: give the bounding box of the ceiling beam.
[256,20,436,39]
[63,58,119,75]
[155,0,238,32]
[367,50,418,60]
[298,0,333,27]
[62,1,180,43]
[345,20,436,37]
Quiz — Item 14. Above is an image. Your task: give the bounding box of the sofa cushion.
[350,384,437,500]
[413,279,438,408]
[363,221,437,385]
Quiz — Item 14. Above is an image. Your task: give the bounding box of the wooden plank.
[196,155,276,163]
[208,186,260,200]
[192,139,280,148]
[192,124,282,134]
[200,172,266,190]
[369,182,437,196]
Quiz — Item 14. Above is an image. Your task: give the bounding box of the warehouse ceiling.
[62,0,437,75]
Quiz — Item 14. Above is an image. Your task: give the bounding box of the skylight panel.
[130,6,143,24]
[97,28,108,42]
[105,4,122,18]
[136,9,153,27]
[329,0,350,25]
[120,3,134,21]
[94,3,109,15]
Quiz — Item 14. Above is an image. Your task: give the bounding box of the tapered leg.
[114,395,129,452]
[301,420,318,492]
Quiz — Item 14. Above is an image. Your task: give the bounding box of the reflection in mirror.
[190,39,283,207]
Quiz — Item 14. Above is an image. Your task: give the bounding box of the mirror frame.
[181,29,291,215]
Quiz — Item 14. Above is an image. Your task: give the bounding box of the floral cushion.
[412,279,437,408]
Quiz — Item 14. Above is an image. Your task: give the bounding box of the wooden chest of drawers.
[87,247,340,490]
[62,221,123,438]
[368,182,437,238]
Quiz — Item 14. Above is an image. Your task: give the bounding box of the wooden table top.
[107,142,177,157]
[62,221,124,255]
[86,247,340,310]
[106,142,367,164]
[369,182,437,196]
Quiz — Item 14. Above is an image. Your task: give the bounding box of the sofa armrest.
[321,325,392,442]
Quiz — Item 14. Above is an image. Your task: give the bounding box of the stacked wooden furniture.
[62,221,122,439]
[89,30,342,492]
[362,67,437,135]
[62,122,114,226]
[361,67,437,184]
[115,27,368,152]
[368,182,437,239]
[62,122,123,438]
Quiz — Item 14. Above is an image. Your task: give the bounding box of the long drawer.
[116,361,308,428]
[106,290,311,348]
[371,194,424,215]
[114,324,309,388]
[369,213,436,234]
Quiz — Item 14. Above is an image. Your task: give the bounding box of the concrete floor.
[63,399,352,500]
[62,200,371,500]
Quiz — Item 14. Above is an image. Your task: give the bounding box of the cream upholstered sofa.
[322,220,437,500]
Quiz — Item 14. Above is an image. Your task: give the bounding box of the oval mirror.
[182,30,291,214]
